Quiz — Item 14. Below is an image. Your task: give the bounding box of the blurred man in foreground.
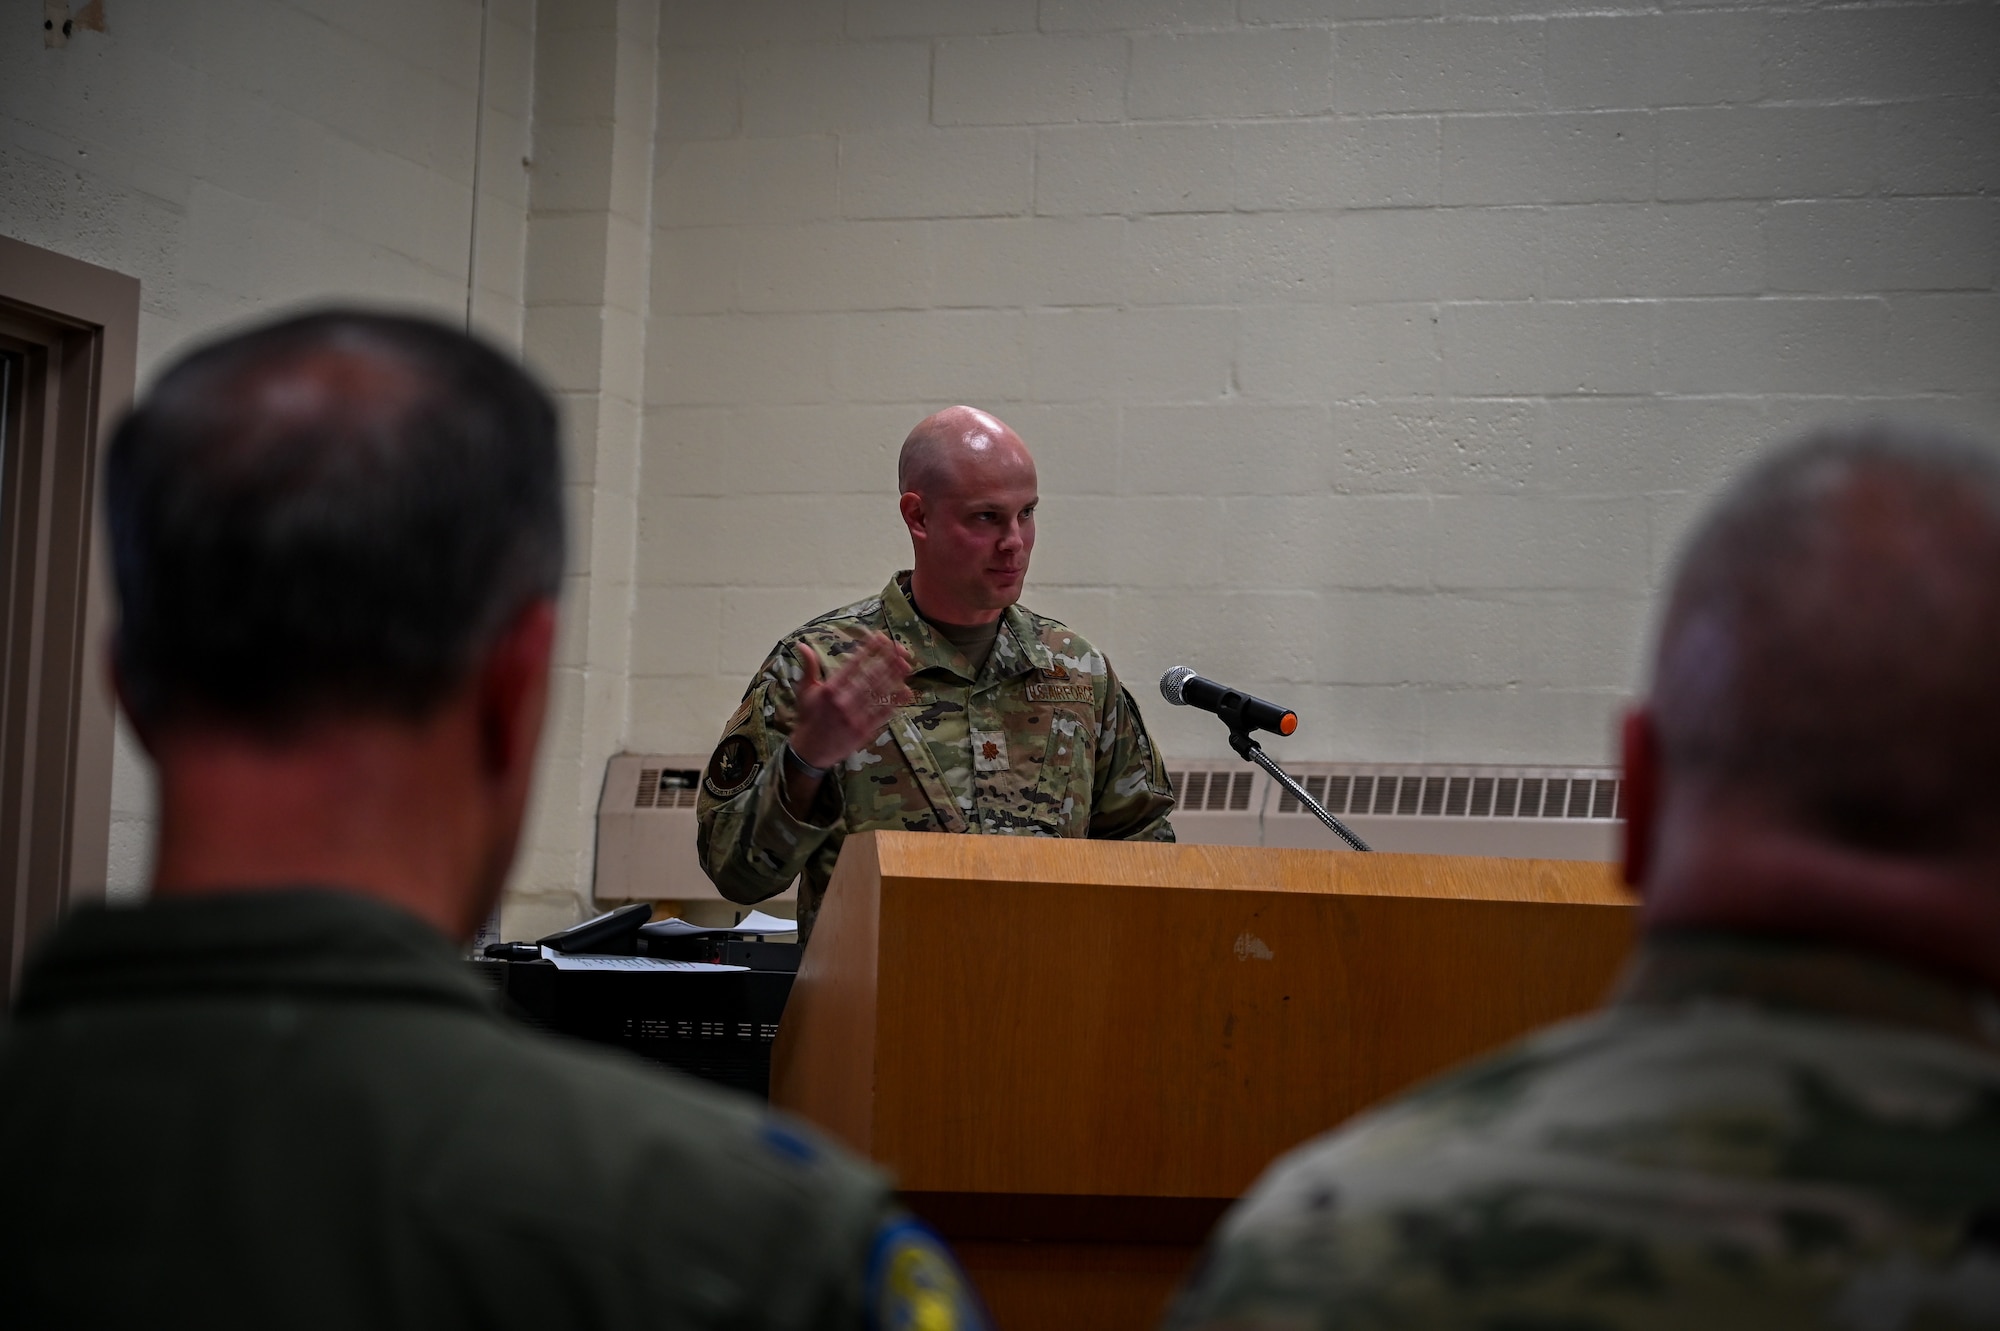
[0,311,982,1330]
[1168,424,2000,1328]
[697,405,1175,944]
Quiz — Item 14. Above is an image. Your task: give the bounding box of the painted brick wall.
[637,0,2000,774]
[6,1,1998,918]
[506,0,663,939]
[0,0,533,895]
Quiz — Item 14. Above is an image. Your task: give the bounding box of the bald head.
[898,406,1031,500]
[895,406,1039,623]
[1652,423,2000,857]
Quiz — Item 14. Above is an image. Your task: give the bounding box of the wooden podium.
[771,832,1637,1329]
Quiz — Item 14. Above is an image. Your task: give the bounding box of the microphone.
[1159,667,1298,738]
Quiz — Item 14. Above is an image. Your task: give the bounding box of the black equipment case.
[471,957,796,1098]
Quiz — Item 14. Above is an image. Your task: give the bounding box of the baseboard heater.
[1167,761,1620,862]
[593,753,1621,903]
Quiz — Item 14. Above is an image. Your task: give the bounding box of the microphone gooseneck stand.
[1160,664,1370,852]
[1223,725,1371,853]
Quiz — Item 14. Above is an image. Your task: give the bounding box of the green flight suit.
[1167,932,2000,1329]
[697,572,1177,944]
[0,889,985,1330]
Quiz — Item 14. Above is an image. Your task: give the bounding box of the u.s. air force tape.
[702,734,760,799]
[865,1214,989,1331]
[1027,664,1091,703]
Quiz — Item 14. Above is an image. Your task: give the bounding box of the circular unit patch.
[866,1216,988,1331]
[703,734,762,799]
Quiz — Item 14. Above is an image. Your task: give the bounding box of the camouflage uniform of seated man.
[697,406,1175,944]
[1165,424,2000,1331]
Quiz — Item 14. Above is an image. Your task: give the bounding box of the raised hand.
[786,632,915,773]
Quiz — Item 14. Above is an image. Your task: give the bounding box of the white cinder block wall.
[634,0,2000,776]
[5,1,1998,926]
[0,0,535,897]
[505,0,665,937]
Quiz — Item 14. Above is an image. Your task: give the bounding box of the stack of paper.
[638,909,798,940]
[537,948,749,973]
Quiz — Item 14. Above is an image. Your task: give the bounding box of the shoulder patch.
[703,734,761,799]
[866,1215,989,1331]
[757,1119,820,1167]
[721,697,754,735]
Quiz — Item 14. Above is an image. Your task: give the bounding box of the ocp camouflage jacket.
[695,572,1176,943]
[1167,932,2000,1329]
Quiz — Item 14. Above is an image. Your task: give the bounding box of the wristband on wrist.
[783,742,828,780]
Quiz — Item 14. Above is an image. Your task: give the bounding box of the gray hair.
[1653,421,2000,854]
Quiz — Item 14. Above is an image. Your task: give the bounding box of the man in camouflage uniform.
[698,406,1175,943]
[1166,424,2000,1329]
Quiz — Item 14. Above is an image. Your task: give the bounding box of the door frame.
[0,235,137,995]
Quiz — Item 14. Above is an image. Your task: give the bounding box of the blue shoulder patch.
[865,1214,989,1331]
[757,1120,820,1166]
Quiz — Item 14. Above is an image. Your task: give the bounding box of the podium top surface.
[862,830,1634,908]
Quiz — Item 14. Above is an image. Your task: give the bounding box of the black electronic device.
[645,936,802,972]
[472,943,799,1098]
[536,901,651,954]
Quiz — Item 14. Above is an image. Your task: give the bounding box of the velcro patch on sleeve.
[1025,682,1093,703]
[865,1215,989,1331]
[702,734,761,799]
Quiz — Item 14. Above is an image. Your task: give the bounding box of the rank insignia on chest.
[971,729,1009,772]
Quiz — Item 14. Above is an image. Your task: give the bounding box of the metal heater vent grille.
[1273,768,1622,822]
[1171,769,1257,812]
[633,768,700,810]
[598,753,798,903]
